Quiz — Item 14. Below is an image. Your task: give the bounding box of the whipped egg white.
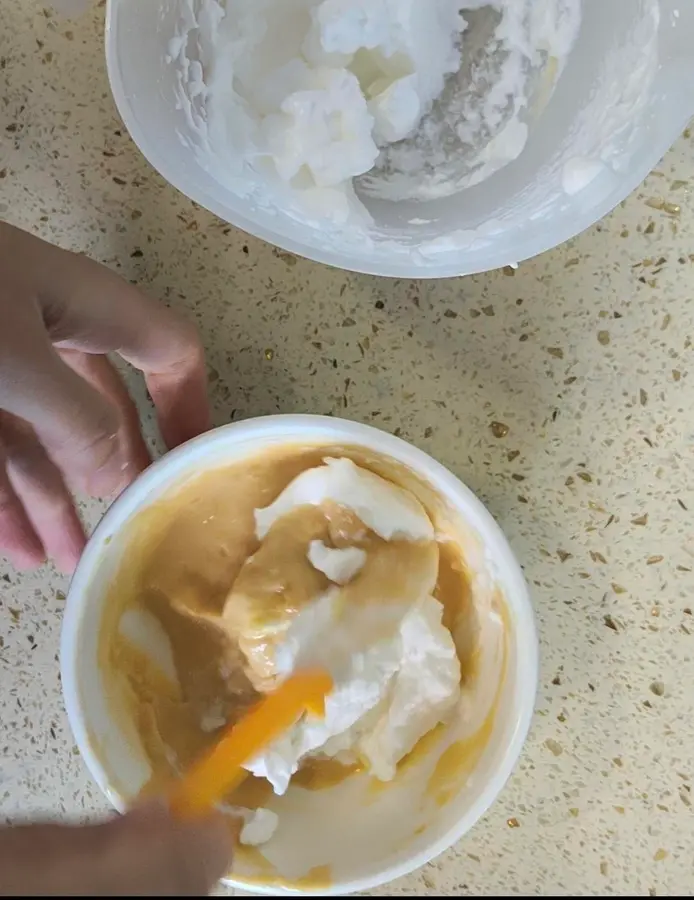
[230,458,461,796]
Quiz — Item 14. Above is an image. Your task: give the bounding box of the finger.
[113,802,235,895]
[46,256,211,448]
[0,449,45,570]
[2,224,211,449]
[0,810,233,897]
[57,350,151,481]
[0,297,132,498]
[0,412,86,574]
[128,797,242,844]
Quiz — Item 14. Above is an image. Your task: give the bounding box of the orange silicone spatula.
[168,668,333,818]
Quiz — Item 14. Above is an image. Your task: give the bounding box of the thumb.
[0,299,130,496]
[0,806,234,896]
[112,802,235,894]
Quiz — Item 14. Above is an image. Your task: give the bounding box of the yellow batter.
[98,444,480,806]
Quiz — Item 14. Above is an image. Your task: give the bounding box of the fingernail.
[51,520,87,574]
[7,529,47,571]
[10,546,46,571]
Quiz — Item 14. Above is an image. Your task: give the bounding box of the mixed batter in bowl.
[97,444,506,861]
[61,416,537,893]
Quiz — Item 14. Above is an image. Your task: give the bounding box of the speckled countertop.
[1,2,693,896]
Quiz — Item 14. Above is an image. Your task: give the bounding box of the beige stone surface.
[1,2,693,895]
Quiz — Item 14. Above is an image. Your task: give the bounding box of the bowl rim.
[61,414,539,895]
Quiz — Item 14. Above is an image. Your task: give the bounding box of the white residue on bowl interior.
[166,0,662,265]
[169,1,580,217]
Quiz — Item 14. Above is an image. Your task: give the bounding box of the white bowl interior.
[62,417,537,895]
[104,0,694,276]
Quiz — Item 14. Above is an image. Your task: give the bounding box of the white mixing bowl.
[61,415,537,895]
[104,0,693,277]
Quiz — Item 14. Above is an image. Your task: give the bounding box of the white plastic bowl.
[104,0,694,278]
[61,415,536,895]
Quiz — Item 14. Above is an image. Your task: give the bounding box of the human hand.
[0,222,210,573]
[0,803,234,896]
